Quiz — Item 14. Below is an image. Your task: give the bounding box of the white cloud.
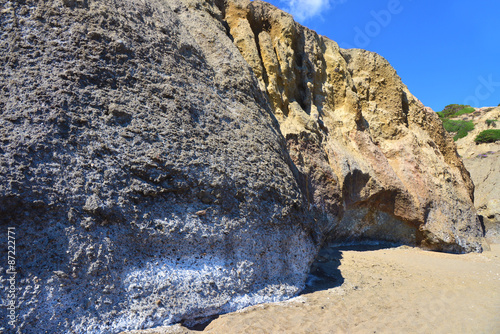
[280,0,343,22]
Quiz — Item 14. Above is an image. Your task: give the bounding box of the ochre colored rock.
[454,107,500,243]
[220,0,483,252]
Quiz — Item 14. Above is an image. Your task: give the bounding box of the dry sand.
[125,243,500,334]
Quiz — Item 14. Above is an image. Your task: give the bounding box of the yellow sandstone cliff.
[220,0,482,251]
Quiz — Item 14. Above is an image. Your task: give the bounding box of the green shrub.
[453,107,475,117]
[442,119,474,141]
[486,119,497,126]
[474,129,500,143]
[437,104,473,119]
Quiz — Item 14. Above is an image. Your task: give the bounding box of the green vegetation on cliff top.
[437,104,475,141]
[474,129,500,143]
[442,119,475,141]
[437,104,475,119]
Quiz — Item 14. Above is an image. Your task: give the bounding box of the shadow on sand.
[301,241,401,295]
[184,241,401,331]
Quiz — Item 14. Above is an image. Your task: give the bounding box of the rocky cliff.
[1,0,316,332]
[221,0,482,251]
[0,0,484,333]
[453,107,500,242]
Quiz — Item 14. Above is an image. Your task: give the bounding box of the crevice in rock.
[292,29,309,113]
[213,0,226,17]
[401,90,410,127]
[246,12,270,91]
[478,215,486,237]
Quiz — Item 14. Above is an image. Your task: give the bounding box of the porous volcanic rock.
[0,0,485,333]
[0,0,316,332]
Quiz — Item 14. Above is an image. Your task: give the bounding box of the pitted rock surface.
[0,1,316,332]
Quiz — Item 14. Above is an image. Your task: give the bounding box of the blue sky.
[264,0,500,111]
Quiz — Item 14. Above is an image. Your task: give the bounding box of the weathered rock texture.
[454,107,500,242]
[221,0,483,251]
[0,0,484,333]
[0,1,316,332]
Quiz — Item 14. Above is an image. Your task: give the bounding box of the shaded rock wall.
[0,0,316,332]
[220,0,483,252]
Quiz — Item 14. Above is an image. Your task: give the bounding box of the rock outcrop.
[453,107,500,242]
[0,0,484,333]
[0,1,316,332]
[221,0,482,251]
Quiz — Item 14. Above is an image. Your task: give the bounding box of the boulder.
[0,0,316,332]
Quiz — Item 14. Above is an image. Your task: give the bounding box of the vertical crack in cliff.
[246,8,270,92]
[401,90,410,128]
[293,29,310,113]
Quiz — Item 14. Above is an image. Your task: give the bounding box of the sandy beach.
[126,243,500,334]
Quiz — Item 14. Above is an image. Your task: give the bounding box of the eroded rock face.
[220,0,483,252]
[0,0,485,332]
[0,0,316,332]
[454,107,500,242]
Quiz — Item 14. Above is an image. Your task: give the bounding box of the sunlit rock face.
[221,0,482,252]
[453,106,500,243]
[0,0,484,332]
